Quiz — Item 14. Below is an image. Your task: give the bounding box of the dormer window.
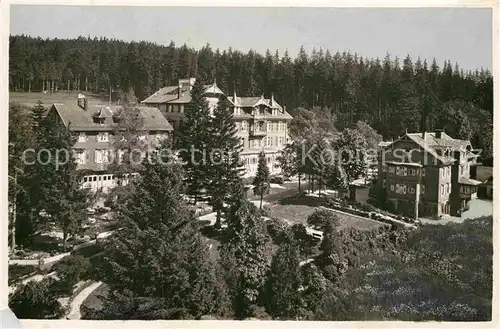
[93,117,105,125]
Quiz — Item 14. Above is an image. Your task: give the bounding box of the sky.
[10,6,492,71]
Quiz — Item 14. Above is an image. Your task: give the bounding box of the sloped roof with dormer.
[141,86,179,104]
[383,131,473,165]
[50,103,173,132]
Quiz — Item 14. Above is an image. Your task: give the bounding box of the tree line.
[9,35,493,144]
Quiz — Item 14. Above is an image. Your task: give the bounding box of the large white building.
[142,78,293,176]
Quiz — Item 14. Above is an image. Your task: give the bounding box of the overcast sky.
[10,6,492,71]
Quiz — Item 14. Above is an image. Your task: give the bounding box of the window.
[395,184,407,194]
[460,166,464,176]
[78,132,87,143]
[447,183,451,194]
[441,168,445,178]
[98,132,109,142]
[273,122,277,131]
[403,167,408,176]
[242,121,247,131]
[74,149,86,164]
[409,187,415,194]
[382,179,386,187]
[421,184,425,195]
[441,184,445,196]
[390,184,395,191]
[382,164,387,172]
[396,167,400,175]
[422,168,426,177]
[93,176,97,182]
[266,137,271,147]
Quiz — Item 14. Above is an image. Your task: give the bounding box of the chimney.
[178,82,182,99]
[450,150,462,217]
[271,92,275,105]
[83,98,88,111]
[435,129,443,139]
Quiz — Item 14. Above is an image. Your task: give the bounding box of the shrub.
[52,255,91,295]
[307,209,339,230]
[9,277,65,319]
[103,199,113,208]
[270,176,285,184]
[260,204,272,217]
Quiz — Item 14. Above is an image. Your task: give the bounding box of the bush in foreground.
[9,277,65,319]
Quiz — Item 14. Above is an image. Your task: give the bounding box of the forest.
[9,35,493,164]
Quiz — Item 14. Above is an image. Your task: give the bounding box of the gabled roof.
[141,86,178,104]
[51,103,173,132]
[203,83,225,95]
[382,131,473,165]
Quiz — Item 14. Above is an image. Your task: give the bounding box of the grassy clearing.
[269,202,386,231]
[9,91,110,107]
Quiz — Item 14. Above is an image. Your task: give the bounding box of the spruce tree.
[206,95,244,228]
[253,150,270,210]
[40,122,92,251]
[220,196,272,318]
[176,78,212,204]
[99,155,228,319]
[263,242,304,319]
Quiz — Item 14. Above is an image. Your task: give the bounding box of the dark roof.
[51,103,173,132]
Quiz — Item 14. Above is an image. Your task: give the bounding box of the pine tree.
[99,155,229,319]
[219,197,272,318]
[263,242,304,319]
[176,78,212,204]
[40,122,92,251]
[206,95,244,228]
[253,150,270,210]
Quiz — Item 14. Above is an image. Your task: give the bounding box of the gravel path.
[67,281,103,320]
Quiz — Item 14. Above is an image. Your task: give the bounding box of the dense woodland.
[9,35,493,162]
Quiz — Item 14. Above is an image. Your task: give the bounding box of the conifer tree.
[99,155,229,319]
[253,150,271,210]
[176,78,212,204]
[220,195,272,318]
[263,242,305,319]
[40,122,92,251]
[206,95,244,228]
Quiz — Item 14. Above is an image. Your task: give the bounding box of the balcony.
[250,127,267,136]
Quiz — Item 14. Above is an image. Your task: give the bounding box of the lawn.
[269,203,386,231]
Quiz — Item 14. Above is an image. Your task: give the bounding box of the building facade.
[46,93,173,192]
[142,78,293,176]
[374,130,482,218]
